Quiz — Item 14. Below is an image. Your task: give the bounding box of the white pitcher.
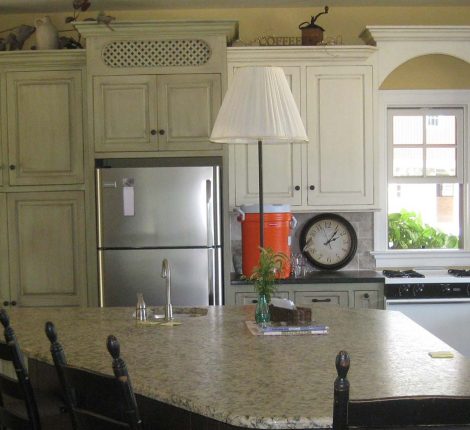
[35,16,59,50]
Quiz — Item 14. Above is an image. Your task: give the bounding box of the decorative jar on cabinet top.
[35,16,59,50]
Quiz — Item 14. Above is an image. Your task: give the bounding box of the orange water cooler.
[236,204,297,279]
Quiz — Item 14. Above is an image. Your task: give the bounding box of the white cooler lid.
[239,204,291,213]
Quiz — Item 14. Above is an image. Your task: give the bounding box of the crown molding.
[74,20,239,43]
[361,25,470,45]
[227,45,377,63]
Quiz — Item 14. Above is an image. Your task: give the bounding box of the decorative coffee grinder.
[299,6,329,46]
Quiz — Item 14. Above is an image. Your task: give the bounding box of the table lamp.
[210,66,308,249]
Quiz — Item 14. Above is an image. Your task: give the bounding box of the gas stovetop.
[381,269,470,284]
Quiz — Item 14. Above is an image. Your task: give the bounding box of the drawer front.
[294,291,348,307]
[235,291,289,305]
[354,290,380,309]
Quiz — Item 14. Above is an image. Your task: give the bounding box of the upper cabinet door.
[306,65,374,206]
[157,74,222,151]
[233,66,303,207]
[94,75,158,152]
[6,70,84,186]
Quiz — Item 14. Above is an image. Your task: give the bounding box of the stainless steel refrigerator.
[96,158,223,307]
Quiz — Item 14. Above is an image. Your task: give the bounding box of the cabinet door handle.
[312,298,331,303]
[295,185,300,191]
[309,185,315,191]
[158,129,165,135]
[10,301,16,306]
[251,299,258,304]
[150,129,157,136]
[2,301,9,306]
[9,165,16,170]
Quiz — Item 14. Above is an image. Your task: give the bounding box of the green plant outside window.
[388,210,459,250]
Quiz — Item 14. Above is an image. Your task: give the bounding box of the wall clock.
[300,213,357,270]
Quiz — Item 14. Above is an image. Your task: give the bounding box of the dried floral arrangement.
[61,0,115,49]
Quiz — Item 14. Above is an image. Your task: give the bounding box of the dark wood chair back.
[333,350,470,429]
[0,308,41,430]
[45,322,143,430]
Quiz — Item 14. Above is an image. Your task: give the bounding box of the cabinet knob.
[150,129,157,136]
[10,301,16,306]
[2,301,8,306]
[158,129,165,135]
[9,165,16,170]
[309,185,315,191]
[295,185,300,191]
[364,293,370,299]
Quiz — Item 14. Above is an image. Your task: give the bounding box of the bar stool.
[45,322,143,430]
[333,350,470,429]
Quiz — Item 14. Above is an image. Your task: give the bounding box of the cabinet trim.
[228,46,377,63]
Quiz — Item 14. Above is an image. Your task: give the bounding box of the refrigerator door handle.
[208,247,215,306]
[103,181,117,188]
[206,179,212,204]
[206,180,214,247]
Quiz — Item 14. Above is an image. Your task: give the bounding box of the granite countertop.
[7,305,470,429]
[231,270,384,285]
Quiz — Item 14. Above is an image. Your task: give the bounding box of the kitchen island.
[8,305,470,429]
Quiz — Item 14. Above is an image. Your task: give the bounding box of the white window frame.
[373,90,470,268]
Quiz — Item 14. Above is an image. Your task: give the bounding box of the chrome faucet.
[161,259,173,321]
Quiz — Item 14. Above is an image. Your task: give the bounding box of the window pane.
[393,116,423,145]
[388,183,460,249]
[393,148,423,176]
[426,148,456,176]
[426,115,455,145]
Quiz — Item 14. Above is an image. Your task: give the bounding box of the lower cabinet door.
[7,191,87,306]
[294,291,349,307]
[235,291,289,305]
[0,194,8,306]
[354,290,380,309]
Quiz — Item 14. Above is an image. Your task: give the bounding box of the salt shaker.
[136,293,147,321]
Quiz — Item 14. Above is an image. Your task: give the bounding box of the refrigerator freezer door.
[101,249,218,306]
[98,166,219,248]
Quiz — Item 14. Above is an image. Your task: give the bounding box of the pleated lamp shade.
[210,66,308,144]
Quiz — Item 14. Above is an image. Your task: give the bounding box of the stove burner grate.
[383,269,425,278]
[448,269,470,277]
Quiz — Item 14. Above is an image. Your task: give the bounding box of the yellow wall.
[381,55,470,90]
[2,6,470,88]
[1,6,470,46]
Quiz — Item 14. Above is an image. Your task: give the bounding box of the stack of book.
[245,320,329,336]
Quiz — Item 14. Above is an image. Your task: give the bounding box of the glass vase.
[255,293,270,327]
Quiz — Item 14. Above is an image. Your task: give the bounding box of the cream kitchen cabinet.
[231,66,303,207]
[354,289,379,309]
[93,73,222,153]
[294,290,349,307]
[5,69,84,186]
[227,46,377,210]
[0,194,8,301]
[0,51,90,307]
[235,291,289,305]
[5,191,87,307]
[306,65,374,207]
[227,280,384,309]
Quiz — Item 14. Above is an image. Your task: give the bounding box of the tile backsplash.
[230,211,375,273]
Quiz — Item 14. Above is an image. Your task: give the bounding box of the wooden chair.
[45,322,143,430]
[0,308,41,430]
[333,350,470,429]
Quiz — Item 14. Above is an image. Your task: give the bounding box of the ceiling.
[2,0,470,13]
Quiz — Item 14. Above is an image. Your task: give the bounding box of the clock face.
[300,214,357,270]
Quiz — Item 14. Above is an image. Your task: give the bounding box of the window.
[373,91,470,268]
[387,108,463,250]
